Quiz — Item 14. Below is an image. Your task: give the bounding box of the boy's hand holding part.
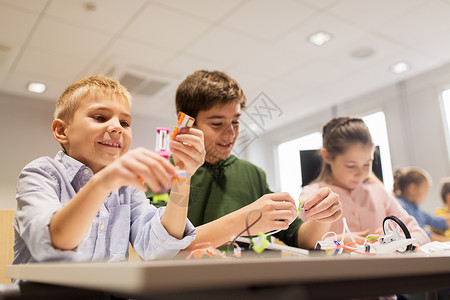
[238,187,342,236]
[170,127,205,178]
[97,147,177,194]
[242,192,298,234]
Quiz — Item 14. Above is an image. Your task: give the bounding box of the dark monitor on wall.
[299,145,383,187]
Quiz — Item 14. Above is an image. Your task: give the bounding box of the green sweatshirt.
[187,155,302,247]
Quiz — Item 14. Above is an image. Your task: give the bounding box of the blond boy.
[13,75,205,263]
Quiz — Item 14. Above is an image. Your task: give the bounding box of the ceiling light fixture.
[27,82,47,94]
[308,31,332,46]
[390,61,409,74]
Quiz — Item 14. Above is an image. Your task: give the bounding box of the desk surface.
[6,252,450,298]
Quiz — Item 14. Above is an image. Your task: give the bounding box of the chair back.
[128,243,142,261]
[0,210,15,283]
[299,145,383,187]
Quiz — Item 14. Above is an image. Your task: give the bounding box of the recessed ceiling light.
[308,31,332,46]
[390,61,409,74]
[27,82,47,94]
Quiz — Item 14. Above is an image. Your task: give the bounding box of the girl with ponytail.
[298,117,429,246]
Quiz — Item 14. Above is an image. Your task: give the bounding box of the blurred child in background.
[430,177,450,240]
[394,168,450,242]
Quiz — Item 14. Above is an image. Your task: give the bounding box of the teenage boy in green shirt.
[175,70,342,250]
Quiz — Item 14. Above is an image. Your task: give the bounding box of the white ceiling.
[2,0,450,133]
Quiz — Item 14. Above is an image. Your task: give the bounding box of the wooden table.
[5,252,450,299]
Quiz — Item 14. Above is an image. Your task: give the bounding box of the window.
[277,132,321,200]
[440,89,450,164]
[362,112,393,191]
[277,111,393,200]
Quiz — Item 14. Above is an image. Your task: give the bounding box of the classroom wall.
[0,92,170,210]
[244,62,450,215]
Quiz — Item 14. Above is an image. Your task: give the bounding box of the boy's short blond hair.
[54,74,131,123]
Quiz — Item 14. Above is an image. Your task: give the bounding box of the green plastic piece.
[153,193,169,204]
[252,232,269,254]
[298,201,305,212]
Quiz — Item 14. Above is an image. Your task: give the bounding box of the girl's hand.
[336,230,370,244]
[303,187,342,223]
[170,128,205,177]
[373,227,383,235]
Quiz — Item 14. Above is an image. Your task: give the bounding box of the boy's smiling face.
[58,95,132,173]
[194,101,241,165]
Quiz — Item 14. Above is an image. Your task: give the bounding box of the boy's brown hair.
[54,74,131,123]
[175,70,246,119]
[440,177,450,204]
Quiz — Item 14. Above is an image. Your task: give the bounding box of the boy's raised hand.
[302,187,342,223]
[97,147,177,193]
[170,127,205,177]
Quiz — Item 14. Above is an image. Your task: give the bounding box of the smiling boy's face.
[194,101,241,165]
[58,95,132,173]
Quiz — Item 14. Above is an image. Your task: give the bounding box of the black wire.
[227,209,263,254]
[245,209,262,238]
